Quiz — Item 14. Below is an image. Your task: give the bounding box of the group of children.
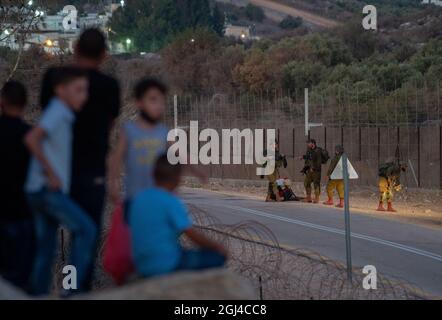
[0,28,226,297]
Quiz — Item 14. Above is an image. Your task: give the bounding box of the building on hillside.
[422,0,442,6]
[224,24,251,40]
[0,4,116,54]
[224,24,260,41]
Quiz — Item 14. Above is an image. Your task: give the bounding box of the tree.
[185,0,212,27]
[109,0,218,52]
[108,0,153,49]
[339,19,377,60]
[233,48,280,92]
[0,0,44,44]
[161,28,221,94]
[244,4,264,22]
[282,61,325,93]
[279,15,302,30]
[0,0,49,80]
[211,4,225,37]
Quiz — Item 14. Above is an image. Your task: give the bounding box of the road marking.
[221,204,442,263]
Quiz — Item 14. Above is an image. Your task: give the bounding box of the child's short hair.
[52,67,87,88]
[76,28,107,59]
[154,154,182,184]
[0,80,27,109]
[134,77,168,100]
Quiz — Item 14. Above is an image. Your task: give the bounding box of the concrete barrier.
[80,269,256,300]
[1,269,256,300]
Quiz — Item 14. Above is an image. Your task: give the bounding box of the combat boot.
[323,198,333,205]
[377,202,386,211]
[313,194,320,204]
[303,195,312,203]
[336,199,344,208]
[387,202,397,212]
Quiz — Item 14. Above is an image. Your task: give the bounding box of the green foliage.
[109,0,222,52]
[411,40,442,74]
[141,2,442,125]
[211,4,225,36]
[282,62,325,92]
[244,4,264,22]
[279,15,303,30]
[305,34,353,67]
[339,19,377,60]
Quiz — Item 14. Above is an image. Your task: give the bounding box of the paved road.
[181,187,442,297]
[219,0,340,28]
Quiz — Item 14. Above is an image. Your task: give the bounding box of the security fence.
[162,87,442,190]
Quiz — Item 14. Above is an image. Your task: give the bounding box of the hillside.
[219,0,340,28]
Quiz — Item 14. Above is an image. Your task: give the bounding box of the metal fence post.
[324,126,327,152]
[342,153,353,283]
[377,127,381,167]
[417,126,421,187]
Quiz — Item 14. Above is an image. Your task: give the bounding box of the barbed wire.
[188,204,432,300]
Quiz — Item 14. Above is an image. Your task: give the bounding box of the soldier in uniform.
[324,145,345,208]
[261,141,287,202]
[300,139,327,203]
[377,160,407,212]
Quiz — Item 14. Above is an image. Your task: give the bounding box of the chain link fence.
[163,85,442,190]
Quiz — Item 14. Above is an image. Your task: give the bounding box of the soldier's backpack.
[319,148,330,164]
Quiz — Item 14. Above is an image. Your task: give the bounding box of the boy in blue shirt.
[108,78,169,206]
[108,77,206,208]
[25,68,97,295]
[129,155,227,278]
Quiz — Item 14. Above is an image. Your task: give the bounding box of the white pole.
[305,88,309,137]
[342,153,353,282]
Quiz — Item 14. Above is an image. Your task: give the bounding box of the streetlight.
[45,39,53,47]
[126,38,132,52]
[120,0,125,7]
[27,0,33,6]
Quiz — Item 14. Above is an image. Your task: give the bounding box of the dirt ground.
[183,178,442,230]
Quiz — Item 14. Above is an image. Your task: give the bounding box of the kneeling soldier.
[377,160,407,212]
[262,141,287,202]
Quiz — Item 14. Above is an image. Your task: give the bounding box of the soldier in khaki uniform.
[323,145,345,208]
[300,139,326,203]
[262,141,287,202]
[377,161,407,212]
